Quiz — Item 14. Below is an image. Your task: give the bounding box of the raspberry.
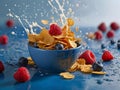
[106,30,114,38]
[0,61,4,73]
[6,19,14,28]
[0,37,2,43]
[14,67,30,82]
[102,50,114,61]
[98,22,107,32]
[49,24,62,36]
[0,35,8,45]
[94,31,103,40]
[110,22,119,31]
[79,50,96,64]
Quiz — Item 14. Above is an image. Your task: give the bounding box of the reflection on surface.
[14,81,31,90]
[0,73,5,81]
[31,69,54,82]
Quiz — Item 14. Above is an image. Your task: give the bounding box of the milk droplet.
[76,3,79,7]
[5,4,8,7]
[11,31,16,35]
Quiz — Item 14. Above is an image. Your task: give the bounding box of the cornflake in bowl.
[28,18,82,72]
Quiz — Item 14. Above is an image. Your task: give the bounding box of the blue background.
[1,0,120,27]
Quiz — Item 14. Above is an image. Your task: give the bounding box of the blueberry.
[117,43,120,49]
[18,57,28,67]
[110,39,116,45]
[55,43,64,50]
[33,43,39,48]
[117,39,120,43]
[92,62,103,71]
[75,41,81,47]
[101,44,106,49]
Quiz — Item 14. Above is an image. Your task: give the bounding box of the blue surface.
[0,26,120,90]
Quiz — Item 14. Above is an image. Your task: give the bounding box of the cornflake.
[41,20,49,25]
[28,18,82,50]
[86,32,95,39]
[65,58,106,79]
[27,57,35,65]
[92,71,106,75]
[68,62,79,72]
[60,72,75,79]
[67,18,74,26]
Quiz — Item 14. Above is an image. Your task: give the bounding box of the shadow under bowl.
[28,45,81,73]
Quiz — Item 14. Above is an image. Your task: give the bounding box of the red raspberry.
[0,35,8,45]
[6,19,14,28]
[79,50,96,65]
[49,23,62,36]
[0,61,4,73]
[14,67,30,82]
[110,22,119,31]
[102,50,114,61]
[98,22,107,32]
[106,30,114,38]
[0,37,2,43]
[94,31,103,40]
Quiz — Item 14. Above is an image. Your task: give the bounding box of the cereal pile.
[28,18,81,50]
[68,58,106,74]
[60,58,106,79]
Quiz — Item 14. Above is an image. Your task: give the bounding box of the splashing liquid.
[7,0,74,35]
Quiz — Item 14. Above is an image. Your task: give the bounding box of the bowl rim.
[28,44,82,52]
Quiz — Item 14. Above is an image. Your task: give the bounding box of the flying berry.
[6,19,14,28]
[49,24,62,36]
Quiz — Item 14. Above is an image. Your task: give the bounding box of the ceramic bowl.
[28,45,81,73]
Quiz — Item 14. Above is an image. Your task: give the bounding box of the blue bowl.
[28,45,81,73]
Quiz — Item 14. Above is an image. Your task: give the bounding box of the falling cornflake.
[41,20,49,25]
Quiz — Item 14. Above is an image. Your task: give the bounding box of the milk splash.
[7,0,72,35]
[48,0,67,25]
[7,12,42,34]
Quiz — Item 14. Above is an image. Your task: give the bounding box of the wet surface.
[0,26,120,90]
